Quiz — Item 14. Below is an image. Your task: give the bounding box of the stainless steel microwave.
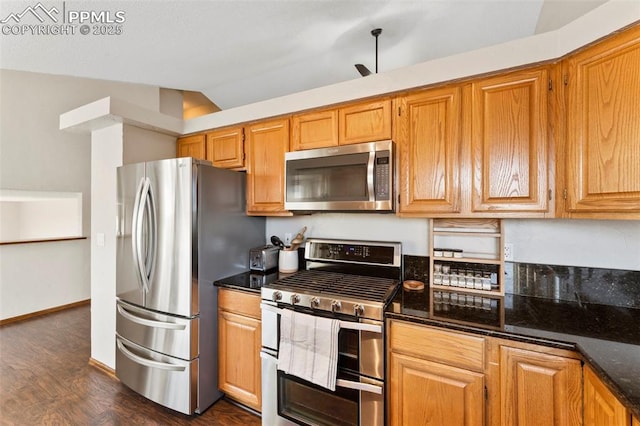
[284,140,394,212]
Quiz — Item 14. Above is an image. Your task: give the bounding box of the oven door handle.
[336,379,383,395]
[260,303,382,334]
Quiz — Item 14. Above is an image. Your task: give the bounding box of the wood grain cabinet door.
[339,99,392,145]
[471,68,549,213]
[218,310,262,411]
[564,25,640,215]
[291,109,338,151]
[500,346,582,426]
[396,87,462,215]
[245,118,290,215]
[389,351,485,426]
[584,365,630,426]
[177,134,206,160]
[205,127,244,169]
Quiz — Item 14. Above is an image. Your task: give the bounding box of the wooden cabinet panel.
[177,134,206,160]
[396,87,462,214]
[218,310,262,411]
[564,25,640,216]
[245,118,290,215]
[218,289,262,411]
[389,320,485,372]
[633,417,639,426]
[291,109,338,151]
[584,365,630,426]
[205,127,244,169]
[389,351,484,426]
[471,68,549,213]
[339,99,392,145]
[500,345,582,426]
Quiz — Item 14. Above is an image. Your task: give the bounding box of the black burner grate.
[270,270,398,303]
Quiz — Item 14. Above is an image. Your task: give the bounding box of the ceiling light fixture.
[355,28,382,77]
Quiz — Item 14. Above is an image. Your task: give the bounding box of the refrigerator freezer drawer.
[116,335,197,415]
[116,300,198,360]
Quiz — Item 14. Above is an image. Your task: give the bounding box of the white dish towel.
[277,308,340,391]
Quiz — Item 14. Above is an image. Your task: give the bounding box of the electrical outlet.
[284,233,292,245]
[504,243,514,261]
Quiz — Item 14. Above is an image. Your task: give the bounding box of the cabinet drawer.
[389,320,485,371]
[218,288,261,319]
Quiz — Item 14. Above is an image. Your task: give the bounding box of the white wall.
[267,216,639,271]
[0,69,168,321]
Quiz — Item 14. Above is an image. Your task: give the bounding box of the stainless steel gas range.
[260,238,402,426]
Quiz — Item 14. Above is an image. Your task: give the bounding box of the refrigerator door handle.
[134,178,152,293]
[117,339,186,371]
[117,303,187,330]
[131,177,146,292]
[143,180,157,289]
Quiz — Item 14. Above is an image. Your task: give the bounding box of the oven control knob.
[331,300,342,312]
[354,304,365,317]
[310,297,320,309]
[272,291,282,302]
[290,294,300,304]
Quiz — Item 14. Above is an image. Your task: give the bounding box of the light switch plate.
[97,233,105,247]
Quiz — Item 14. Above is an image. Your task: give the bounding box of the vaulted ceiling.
[0,0,607,111]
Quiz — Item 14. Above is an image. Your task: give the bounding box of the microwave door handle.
[336,379,383,395]
[367,151,375,202]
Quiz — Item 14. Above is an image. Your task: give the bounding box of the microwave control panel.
[375,152,390,200]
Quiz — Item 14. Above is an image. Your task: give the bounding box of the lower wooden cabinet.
[584,365,630,426]
[389,351,485,426]
[499,345,582,426]
[388,320,486,426]
[388,319,588,426]
[218,289,262,411]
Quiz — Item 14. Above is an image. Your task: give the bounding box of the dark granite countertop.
[214,270,280,293]
[387,287,640,419]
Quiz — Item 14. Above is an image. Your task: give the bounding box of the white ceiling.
[0,0,607,110]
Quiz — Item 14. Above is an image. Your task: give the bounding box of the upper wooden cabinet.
[396,86,462,214]
[499,345,583,426]
[245,118,291,216]
[584,365,630,426]
[176,134,206,160]
[562,24,640,218]
[291,109,339,151]
[205,126,244,169]
[290,99,392,150]
[339,99,392,145]
[470,67,550,214]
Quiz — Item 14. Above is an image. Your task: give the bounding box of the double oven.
[260,239,402,426]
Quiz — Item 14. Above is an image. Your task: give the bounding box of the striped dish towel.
[277,309,340,391]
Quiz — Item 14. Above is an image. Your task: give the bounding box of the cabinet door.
[245,118,290,215]
[339,99,392,145]
[564,25,640,215]
[396,87,462,214]
[389,351,484,426]
[218,310,262,411]
[500,346,582,426]
[584,366,630,426]
[176,134,205,160]
[205,127,244,169]
[471,68,549,213]
[291,109,338,151]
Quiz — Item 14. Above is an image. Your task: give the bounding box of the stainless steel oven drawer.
[116,299,198,360]
[115,335,197,415]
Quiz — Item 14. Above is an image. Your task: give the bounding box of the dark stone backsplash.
[508,262,640,310]
[403,255,429,283]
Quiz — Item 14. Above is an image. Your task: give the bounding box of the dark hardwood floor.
[0,305,262,425]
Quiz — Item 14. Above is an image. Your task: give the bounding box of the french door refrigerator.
[115,157,265,415]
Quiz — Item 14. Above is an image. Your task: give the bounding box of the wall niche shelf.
[429,218,504,296]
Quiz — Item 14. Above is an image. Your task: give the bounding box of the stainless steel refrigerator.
[115,157,265,415]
